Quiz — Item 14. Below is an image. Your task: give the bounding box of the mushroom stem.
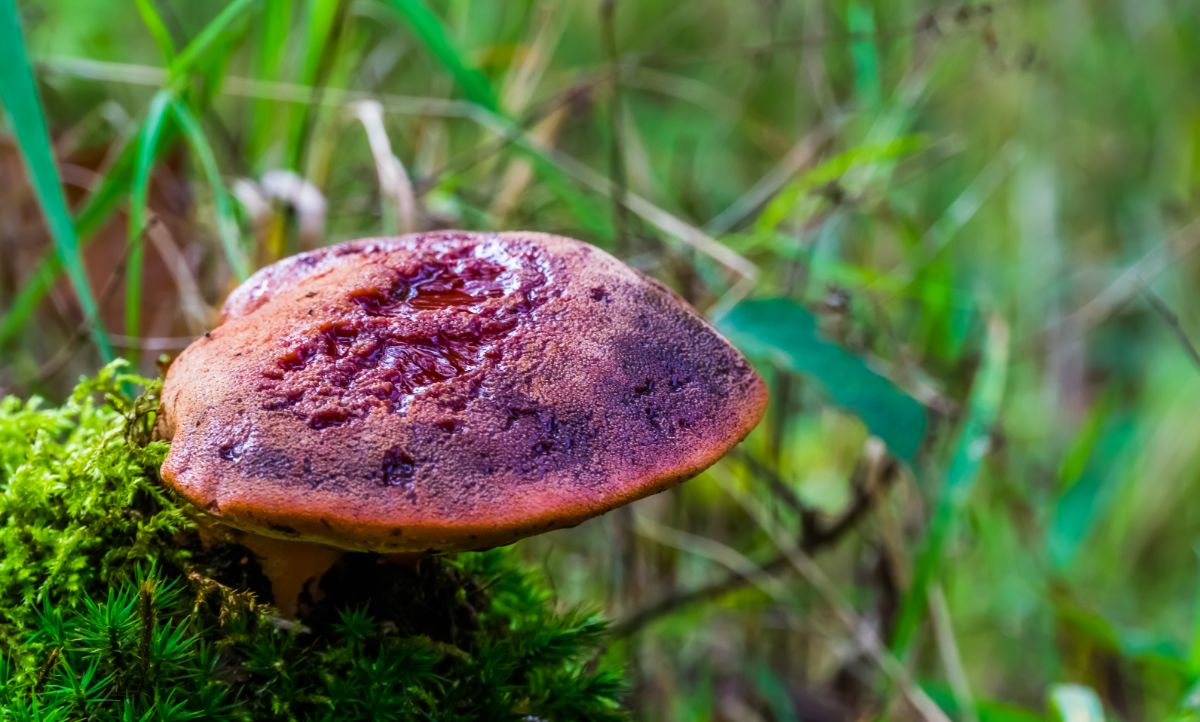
[196,518,344,618]
[236,534,345,618]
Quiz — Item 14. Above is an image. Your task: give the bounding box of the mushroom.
[158,231,766,616]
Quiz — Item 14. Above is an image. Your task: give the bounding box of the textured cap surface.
[159,231,766,552]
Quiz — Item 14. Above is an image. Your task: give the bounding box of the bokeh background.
[4,1,1200,720]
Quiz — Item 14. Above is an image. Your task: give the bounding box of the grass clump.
[0,362,625,720]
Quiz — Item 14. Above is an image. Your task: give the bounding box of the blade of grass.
[249,0,292,165]
[380,0,499,112]
[297,0,341,87]
[128,0,177,352]
[283,0,343,173]
[923,688,1044,722]
[891,316,1011,658]
[167,0,260,86]
[293,5,361,198]
[843,72,929,195]
[124,90,174,352]
[600,0,629,250]
[471,108,758,281]
[40,55,471,117]
[0,0,113,360]
[930,585,978,722]
[133,0,177,62]
[894,145,1020,285]
[1,131,140,350]
[753,135,927,235]
[847,1,882,108]
[1190,564,1200,674]
[1047,418,1133,572]
[0,0,261,348]
[170,101,251,281]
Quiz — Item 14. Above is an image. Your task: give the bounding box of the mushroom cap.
[159,231,766,552]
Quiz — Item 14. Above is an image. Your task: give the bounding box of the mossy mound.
[0,363,625,721]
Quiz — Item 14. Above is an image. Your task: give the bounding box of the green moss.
[0,362,625,721]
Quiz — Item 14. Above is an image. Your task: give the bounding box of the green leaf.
[380,0,499,112]
[0,0,113,360]
[891,317,1009,658]
[1049,684,1106,722]
[718,298,927,464]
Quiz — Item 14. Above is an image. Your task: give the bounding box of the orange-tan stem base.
[236,534,345,618]
[195,517,424,618]
[195,519,341,618]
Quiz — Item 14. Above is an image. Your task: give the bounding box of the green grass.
[0,0,260,352]
[4,0,1200,720]
[171,100,251,280]
[0,0,112,361]
[125,90,173,350]
[133,0,177,61]
[382,0,499,112]
[892,316,1009,659]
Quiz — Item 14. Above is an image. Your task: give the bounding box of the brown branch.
[732,447,808,517]
[612,452,899,637]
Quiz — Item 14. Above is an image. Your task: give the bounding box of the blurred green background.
[4,0,1200,719]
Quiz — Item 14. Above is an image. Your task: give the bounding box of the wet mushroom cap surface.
[159,231,767,552]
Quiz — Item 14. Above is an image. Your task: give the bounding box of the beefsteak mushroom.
[158,231,766,616]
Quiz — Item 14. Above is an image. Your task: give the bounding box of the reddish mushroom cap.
[159,231,766,552]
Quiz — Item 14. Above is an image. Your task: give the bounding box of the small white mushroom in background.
[233,169,327,251]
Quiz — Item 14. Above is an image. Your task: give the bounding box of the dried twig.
[613,448,898,637]
[145,219,212,334]
[1142,287,1200,372]
[1052,215,1200,337]
[930,585,978,722]
[353,100,418,235]
[705,125,838,235]
[709,461,950,722]
[31,220,153,385]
